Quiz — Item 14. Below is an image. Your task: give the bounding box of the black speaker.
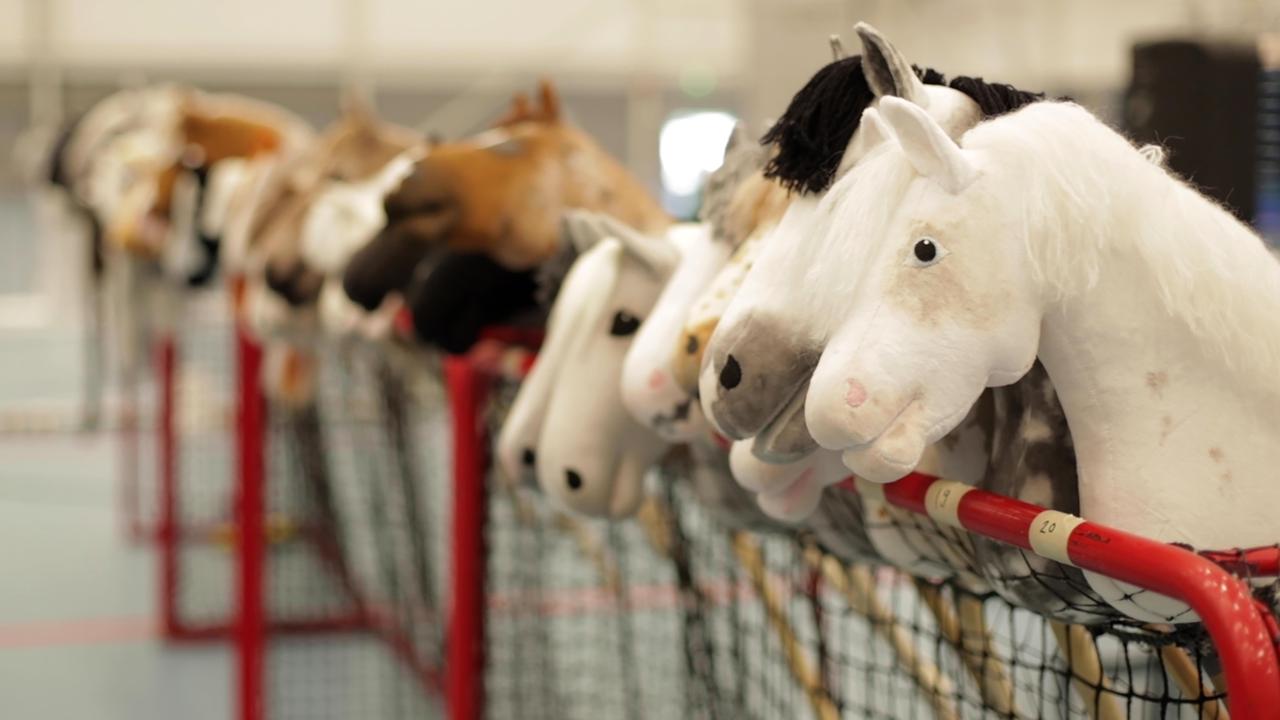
[1124,39,1260,223]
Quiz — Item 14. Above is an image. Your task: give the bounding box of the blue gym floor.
[0,429,232,720]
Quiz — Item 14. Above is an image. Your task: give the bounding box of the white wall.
[0,0,26,63]
[8,0,1271,91]
[28,0,744,86]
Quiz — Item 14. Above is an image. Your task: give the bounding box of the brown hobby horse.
[243,97,425,315]
[106,92,312,286]
[342,81,671,353]
[233,98,424,410]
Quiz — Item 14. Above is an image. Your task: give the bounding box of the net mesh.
[262,341,448,719]
[470,363,1275,720]
[226,343,1277,719]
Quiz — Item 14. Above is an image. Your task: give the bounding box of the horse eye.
[609,310,641,337]
[907,237,949,267]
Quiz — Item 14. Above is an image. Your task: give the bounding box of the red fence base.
[445,355,490,720]
[857,473,1280,719]
[235,326,266,720]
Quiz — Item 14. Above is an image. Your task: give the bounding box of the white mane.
[961,101,1280,389]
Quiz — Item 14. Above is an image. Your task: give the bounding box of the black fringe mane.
[761,57,945,195]
[762,60,1051,196]
[947,75,1046,117]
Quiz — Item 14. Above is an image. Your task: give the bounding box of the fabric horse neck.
[808,96,1280,622]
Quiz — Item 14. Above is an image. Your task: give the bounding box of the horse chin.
[839,423,929,484]
[750,383,817,462]
[756,470,822,523]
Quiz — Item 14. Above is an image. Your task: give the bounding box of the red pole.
[445,355,488,720]
[867,473,1280,719]
[235,327,266,720]
[157,335,179,638]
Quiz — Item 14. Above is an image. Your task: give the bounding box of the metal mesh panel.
[172,312,239,631]
[472,367,1272,720]
[262,341,447,720]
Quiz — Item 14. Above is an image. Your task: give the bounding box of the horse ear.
[724,122,751,155]
[829,35,847,61]
[854,22,926,105]
[493,93,532,127]
[612,221,678,278]
[561,210,608,254]
[537,79,562,122]
[562,211,675,277]
[859,107,891,148]
[878,96,977,193]
[834,106,891,176]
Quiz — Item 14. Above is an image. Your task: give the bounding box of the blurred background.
[1,1,1278,718]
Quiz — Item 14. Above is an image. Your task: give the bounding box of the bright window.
[658,110,738,218]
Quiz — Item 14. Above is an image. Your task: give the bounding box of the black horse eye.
[914,238,937,263]
[609,310,641,337]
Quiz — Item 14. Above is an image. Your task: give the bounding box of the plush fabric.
[803,94,1280,622]
[405,252,541,355]
[496,211,675,518]
[619,222,727,442]
[693,24,1027,597]
[699,24,986,445]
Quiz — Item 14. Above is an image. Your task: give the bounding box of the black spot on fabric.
[185,166,221,288]
[609,310,641,337]
[720,355,742,390]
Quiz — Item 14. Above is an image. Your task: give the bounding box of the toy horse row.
[486,23,1280,636]
[33,22,1277,712]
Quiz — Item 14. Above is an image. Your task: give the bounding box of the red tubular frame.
[235,325,267,720]
[867,472,1280,719]
[445,355,490,720]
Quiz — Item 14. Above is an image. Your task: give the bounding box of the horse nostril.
[720,355,742,390]
[521,448,536,466]
[565,469,583,491]
[685,334,699,354]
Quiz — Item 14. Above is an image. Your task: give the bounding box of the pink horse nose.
[845,379,868,408]
[648,369,666,390]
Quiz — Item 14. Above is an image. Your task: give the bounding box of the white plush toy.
[496,211,677,518]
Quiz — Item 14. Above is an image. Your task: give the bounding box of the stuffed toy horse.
[342,81,671,355]
[696,23,1116,594]
[805,93,1280,624]
[104,90,313,287]
[619,125,765,443]
[501,209,866,542]
[237,99,421,346]
[403,252,542,355]
[497,211,676,517]
[301,150,421,339]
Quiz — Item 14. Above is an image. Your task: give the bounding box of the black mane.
[760,57,945,195]
[762,60,1050,196]
[947,75,1046,116]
